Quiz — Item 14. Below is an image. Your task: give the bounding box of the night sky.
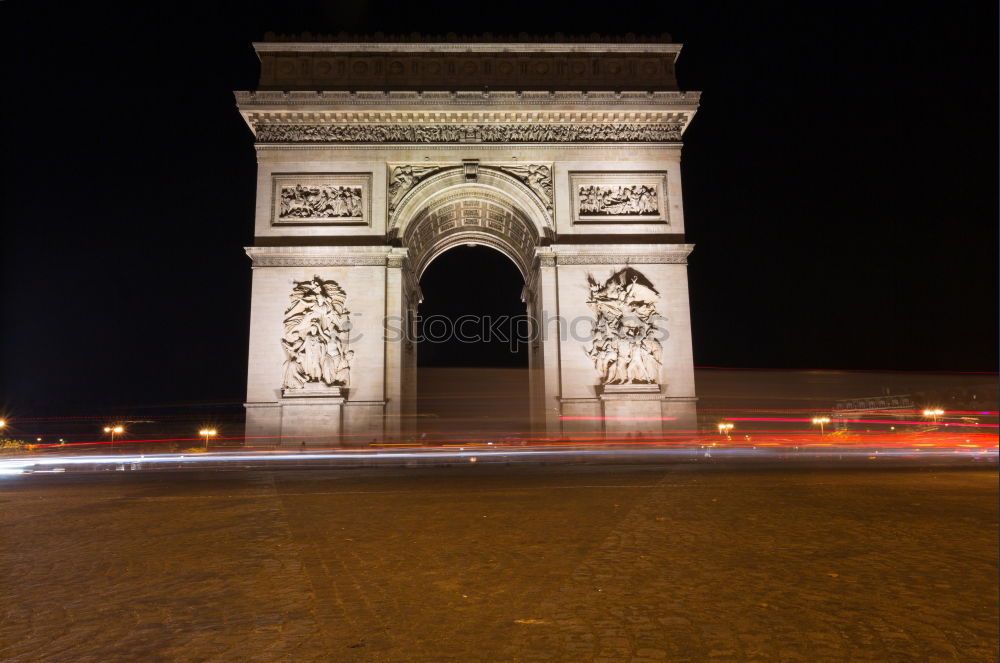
[2,1,996,418]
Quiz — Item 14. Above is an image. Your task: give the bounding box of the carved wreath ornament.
[585,268,663,385]
[281,276,353,390]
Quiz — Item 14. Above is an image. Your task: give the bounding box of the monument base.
[281,384,346,399]
[599,384,664,435]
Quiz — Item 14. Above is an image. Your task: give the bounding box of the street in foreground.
[1,462,996,662]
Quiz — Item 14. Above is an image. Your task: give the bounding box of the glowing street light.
[922,408,944,422]
[811,416,830,435]
[0,419,6,429]
[717,422,734,437]
[199,428,218,448]
[103,425,124,446]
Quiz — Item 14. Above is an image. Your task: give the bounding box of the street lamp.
[199,428,217,448]
[717,422,734,438]
[0,419,6,429]
[922,408,944,422]
[811,416,830,435]
[103,425,124,446]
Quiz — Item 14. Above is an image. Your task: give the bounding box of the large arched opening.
[399,184,543,437]
[417,245,529,434]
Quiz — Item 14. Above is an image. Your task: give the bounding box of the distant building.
[832,394,915,429]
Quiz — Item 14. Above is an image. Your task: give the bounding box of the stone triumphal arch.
[237,35,700,444]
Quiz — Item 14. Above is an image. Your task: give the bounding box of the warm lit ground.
[1,462,996,662]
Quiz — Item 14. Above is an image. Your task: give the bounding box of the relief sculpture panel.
[280,184,362,219]
[579,184,658,216]
[281,275,353,393]
[585,268,663,386]
[271,174,371,225]
[571,172,669,223]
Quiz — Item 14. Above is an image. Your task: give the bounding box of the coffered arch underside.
[404,191,539,279]
[390,167,552,238]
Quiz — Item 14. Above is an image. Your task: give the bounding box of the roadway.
[1,461,996,662]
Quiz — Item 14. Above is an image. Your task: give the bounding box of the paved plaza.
[1,462,996,662]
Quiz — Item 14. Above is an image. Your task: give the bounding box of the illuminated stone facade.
[238,37,700,444]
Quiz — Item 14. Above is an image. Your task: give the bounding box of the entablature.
[235,90,700,143]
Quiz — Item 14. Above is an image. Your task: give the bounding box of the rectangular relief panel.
[570,171,669,224]
[271,173,372,226]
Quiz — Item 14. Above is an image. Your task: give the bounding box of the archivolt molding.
[390,168,552,234]
[419,230,531,280]
[403,194,539,279]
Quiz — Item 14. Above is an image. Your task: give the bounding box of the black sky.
[1,1,996,417]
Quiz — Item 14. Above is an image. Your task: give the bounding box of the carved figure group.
[281,276,353,390]
[257,123,683,144]
[388,165,441,210]
[280,185,362,219]
[585,269,663,385]
[502,164,553,209]
[579,185,658,216]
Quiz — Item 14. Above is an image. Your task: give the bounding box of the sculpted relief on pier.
[585,268,664,386]
[281,276,353,393]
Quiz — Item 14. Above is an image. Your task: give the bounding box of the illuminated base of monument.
[246,389,697,447]
[560,386,697,437]
[245,389,389,447]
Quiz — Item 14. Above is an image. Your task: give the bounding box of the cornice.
[253,42,683,55]
[254,143,684,151]
[554,254,689,265]
[245,245,398,267]
[534,243,694,266]
[235,90,700,110]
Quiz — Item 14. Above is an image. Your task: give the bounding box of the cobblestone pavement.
[0,463,996,662]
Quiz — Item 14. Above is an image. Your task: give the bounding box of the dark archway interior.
[416,245,529,434]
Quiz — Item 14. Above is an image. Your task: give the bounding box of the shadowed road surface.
[1,463,996,662]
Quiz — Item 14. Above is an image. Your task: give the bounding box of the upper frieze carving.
[256,123,682,144]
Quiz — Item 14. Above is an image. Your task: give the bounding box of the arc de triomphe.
[236,36,700,445]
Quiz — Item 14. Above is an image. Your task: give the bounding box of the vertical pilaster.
[535,250,563,436]
[383,249,408,438]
